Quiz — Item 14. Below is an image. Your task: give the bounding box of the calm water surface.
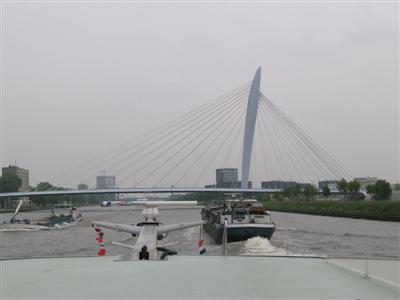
[1,207,399,259]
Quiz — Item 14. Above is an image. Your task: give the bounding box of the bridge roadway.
[0,187,281,198]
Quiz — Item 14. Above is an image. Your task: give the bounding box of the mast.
[10,199,24,223]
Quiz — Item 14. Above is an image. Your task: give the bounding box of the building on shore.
[355,177,378,188]
[1,164,30,209]
[2,164,29,192]
[216,168,238,188]
[238,181,252,188]
[215,168,252,188]
[318,180,340,193]
[261,181,297,190]
[78,183,89,190]
[96,175,116,189]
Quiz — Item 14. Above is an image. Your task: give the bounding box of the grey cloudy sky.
[1,1,399,186]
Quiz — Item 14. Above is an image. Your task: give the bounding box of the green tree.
[257,193,271,202]
[0,173,22,192]
[366,184,375,195]
[367,180,392,200]
[281,185,300,199]
[273,193,283,201]
[322,185,331,197]
[347,180,361,197]
[35,182,55,191]
[30,182,67,207]
[392,183,400,192]
[302,184,318,200]
[338,179,348,194]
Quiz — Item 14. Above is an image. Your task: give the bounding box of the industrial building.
[355,177,378,188]
[1,164,30,209]
[216,168,238,188]
[96,175,116,189]
[78,183,89,190]
[261,181,297,190]
[2,165,29,192]
[318,180,340,193]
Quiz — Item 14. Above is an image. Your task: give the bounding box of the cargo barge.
[201,199,275,244]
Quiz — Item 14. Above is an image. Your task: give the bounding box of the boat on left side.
[0,200,82,231]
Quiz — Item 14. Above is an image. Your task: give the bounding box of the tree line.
[0,173,109,208]
[0,173,394,207]
[277,178,392,201]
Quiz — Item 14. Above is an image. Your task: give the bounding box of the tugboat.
[201,199,275,243]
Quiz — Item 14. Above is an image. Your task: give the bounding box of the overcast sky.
[1,1,398,186]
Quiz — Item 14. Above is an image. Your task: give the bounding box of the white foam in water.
[241,237,289,256]
[0,228,41,232]
[52,222,76,230]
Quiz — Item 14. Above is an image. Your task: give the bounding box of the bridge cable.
[133,93,248,187]
[266,102,336,182]
[259,103,309,183]
[255,114,272,185]
[74,85,250,187]
[193,109,246,187]
[51,82,251,188]
[257,103,289,181]
[263,95,351,180]
[119,91,248,186]
[163,103,248,187]
[259,101,324,182]
[260,104,306,182]
[172,104,247,187]
[262,97,349,180]
[67,85,250,188]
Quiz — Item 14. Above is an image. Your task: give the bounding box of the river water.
[1,207,399,259]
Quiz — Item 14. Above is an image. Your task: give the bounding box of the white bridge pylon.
[241,67,261,189]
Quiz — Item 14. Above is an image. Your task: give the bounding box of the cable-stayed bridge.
[1,67,352,198]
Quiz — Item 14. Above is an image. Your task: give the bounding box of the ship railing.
[324,256,400,288]
[222,219,228,256]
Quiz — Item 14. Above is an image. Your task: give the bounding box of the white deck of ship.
[1,255,399,299]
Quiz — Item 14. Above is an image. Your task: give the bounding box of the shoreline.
[264,200,400,222]
[0,207,48,214]
[269,208,400,222]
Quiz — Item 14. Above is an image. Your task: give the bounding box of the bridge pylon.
[241,67,261,189]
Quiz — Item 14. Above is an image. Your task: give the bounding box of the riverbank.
[0,207,49,214]
[263,200,400,222]
[0,203,99,214]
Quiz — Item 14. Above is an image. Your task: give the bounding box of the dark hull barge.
[201,200,275,244]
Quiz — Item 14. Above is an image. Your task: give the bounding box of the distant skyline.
[1,2,398,186]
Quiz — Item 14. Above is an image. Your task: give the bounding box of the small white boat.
[0,201,82,231]
[36,204,82,227]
